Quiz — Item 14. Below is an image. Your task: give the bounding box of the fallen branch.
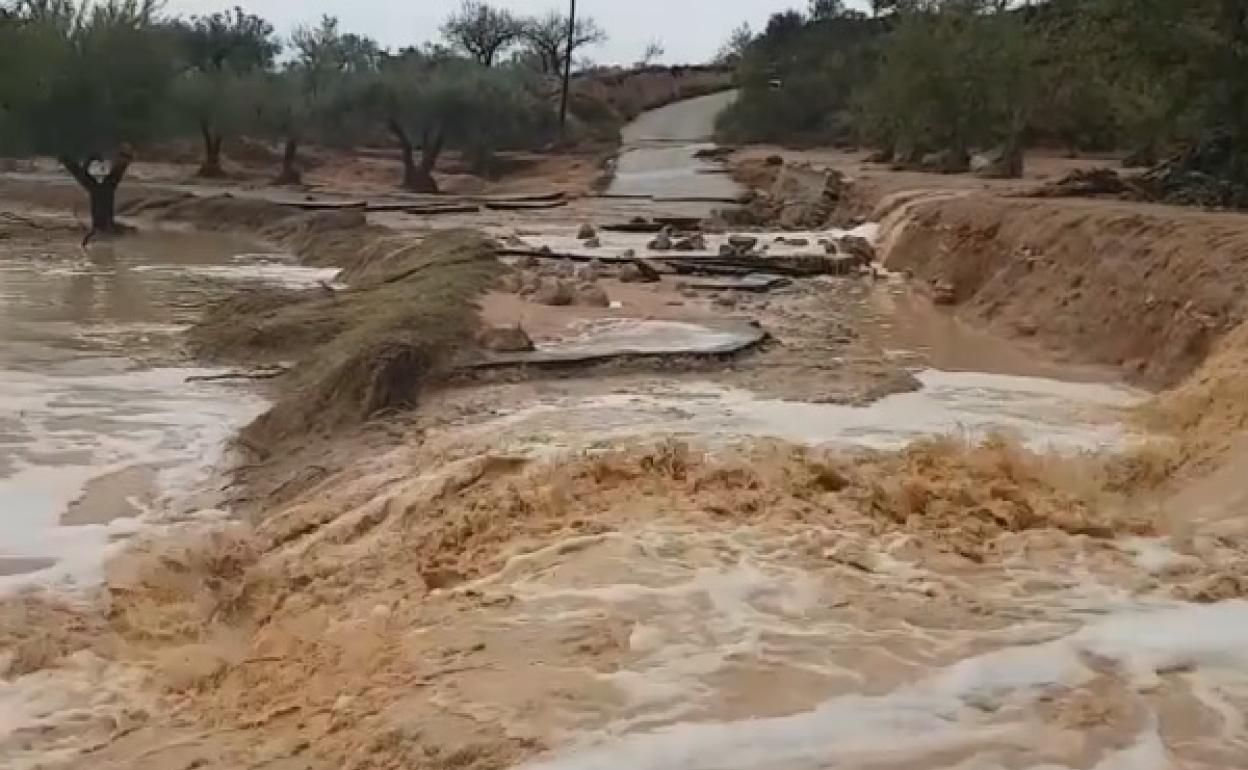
[186,367,289,383]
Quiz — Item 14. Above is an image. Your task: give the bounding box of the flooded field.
[0,227,336,588]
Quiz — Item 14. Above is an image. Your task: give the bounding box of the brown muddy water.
[0,227,338,589]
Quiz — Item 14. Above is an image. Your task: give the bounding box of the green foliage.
[366,59,555,170]
[716,10,881,145]
[291,14,383,93]
[0,0,177,160]
[174,6,279,74]
[721,0,1248,177]
[858,2,1040,156]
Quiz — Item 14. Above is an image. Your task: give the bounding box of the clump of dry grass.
[193,229,502,446]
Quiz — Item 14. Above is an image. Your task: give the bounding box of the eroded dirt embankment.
[878,192,1248,390]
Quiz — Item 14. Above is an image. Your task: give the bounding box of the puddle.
[463,370,1141,454]
[0,229,286,590]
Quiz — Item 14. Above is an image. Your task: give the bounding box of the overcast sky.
[161,1,869,66]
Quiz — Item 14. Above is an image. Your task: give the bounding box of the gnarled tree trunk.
[390,120,440,194]
[59,149,132,236]
[274,137,302,185]
[197,123,225,178]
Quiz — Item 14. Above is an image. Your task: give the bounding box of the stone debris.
[478,325,535,353]
[533,279,575,306]
[576,283,611,308]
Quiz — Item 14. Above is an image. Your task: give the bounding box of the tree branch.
[58,157,100,190]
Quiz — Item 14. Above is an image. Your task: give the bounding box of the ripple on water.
[0,231,298,591]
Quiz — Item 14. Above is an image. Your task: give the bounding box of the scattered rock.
[765,155,784,166]
[647,232,673,251]
[835,235,876,265]
[620,248,636,258]
[931,280,957,306]
[517,254,539,269]
[576,283,610,308]
[823,539,877,573]
[1014,318,1039,336]
[1027,167,1146,200]
[519,271,543,296]
[672,234,707,251]
[920,148,971,174]
[576,258,605,282]
[728,235,759,251]
[537,245,554,256]
[576,223,597,240]
[780,237,810,247]
[584,236,602,248]
[619,259,661,284]
[714,292,739,309]
[478,325,535,353]
[496,271,523,293]
[719,244,737,257]
[533,279,575,306]
[972,144,1024,179]
[681,288,699,299]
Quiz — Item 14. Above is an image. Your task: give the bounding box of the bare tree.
[638,38,665,67]
[522,10,605,75]
[715,22,754,65]
[441,1,523,67]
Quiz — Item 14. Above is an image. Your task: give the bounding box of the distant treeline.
[716,0,1248,199]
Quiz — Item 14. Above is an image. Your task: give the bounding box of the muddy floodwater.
[0,227,338,589]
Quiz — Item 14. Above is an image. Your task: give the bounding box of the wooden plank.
[484,199,569,211]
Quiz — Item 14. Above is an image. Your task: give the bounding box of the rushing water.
[0,227,338,590]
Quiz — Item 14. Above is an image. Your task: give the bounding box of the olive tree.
[247,68,335,185]
[171,7,279,176]
[440,1,523,67]
[358,59,554,192]
[0,0,177,232]
[521,11,605,75]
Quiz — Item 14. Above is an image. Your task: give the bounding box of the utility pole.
[558,0,576,132]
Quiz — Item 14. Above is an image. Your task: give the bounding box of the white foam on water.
[1,239,290,592]
[473,370,1141,454]
[520,601,1248,770]
[0,366,267,592]
[131,263,342,288]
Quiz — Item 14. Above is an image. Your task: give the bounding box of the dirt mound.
[881,193,1248,388]
[188,230,500,445]
[1141,319,1248,470]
